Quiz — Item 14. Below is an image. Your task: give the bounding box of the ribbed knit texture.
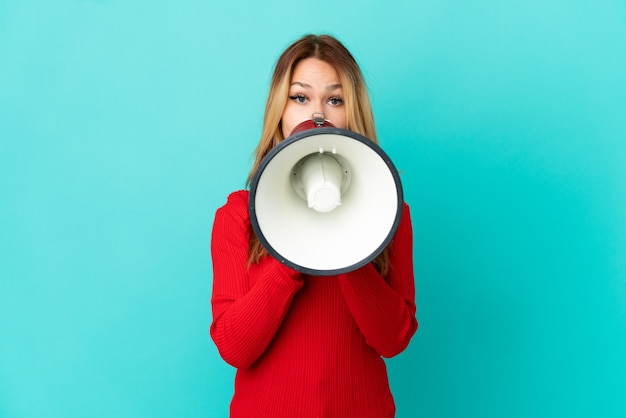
[210,190,417,418]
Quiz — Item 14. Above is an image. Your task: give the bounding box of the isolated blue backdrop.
[1,1,625,417]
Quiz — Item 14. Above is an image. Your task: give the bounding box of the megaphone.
[249,118,403,276]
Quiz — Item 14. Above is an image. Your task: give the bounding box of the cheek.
[280,108,296,137]
[281,104,306,137]
[328,108,347,129]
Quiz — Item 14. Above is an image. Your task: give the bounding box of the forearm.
[338,203,417,357]
[209,192,304,368]
[211,260,303,369]
[338,264,417,357]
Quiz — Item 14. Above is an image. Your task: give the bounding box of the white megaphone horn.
[249,115,403,276]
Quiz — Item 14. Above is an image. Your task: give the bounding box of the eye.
[328,96,344,106]
[289,94,308,104]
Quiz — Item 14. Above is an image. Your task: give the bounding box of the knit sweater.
[210,190,417,418]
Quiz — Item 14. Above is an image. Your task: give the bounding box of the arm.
[338,203,418,358]
[209,192,303,369]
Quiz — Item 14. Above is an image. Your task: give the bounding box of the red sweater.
[210,190,417,418]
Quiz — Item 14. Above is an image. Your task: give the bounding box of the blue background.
[1,0,625,417]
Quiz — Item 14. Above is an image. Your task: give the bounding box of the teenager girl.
[210,34,418,418]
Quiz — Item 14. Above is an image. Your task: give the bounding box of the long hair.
[246,34,390,276]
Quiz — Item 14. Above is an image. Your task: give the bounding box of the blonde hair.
[247,34,390,276]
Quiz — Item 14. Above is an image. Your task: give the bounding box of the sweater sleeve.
[209,191,304,369]
[337,203,418,358]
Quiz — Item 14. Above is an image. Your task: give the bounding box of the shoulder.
[215,190,250,221]
[401,201,411,219]
[225,189,249,207]
[397,201,413,233]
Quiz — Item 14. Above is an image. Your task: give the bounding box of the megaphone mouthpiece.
[290,117,335,135]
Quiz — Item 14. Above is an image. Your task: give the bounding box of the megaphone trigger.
[312,112,326,127]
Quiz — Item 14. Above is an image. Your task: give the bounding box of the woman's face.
[281,58,347,138]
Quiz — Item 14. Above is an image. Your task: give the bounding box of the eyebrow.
[290,81,343,91]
